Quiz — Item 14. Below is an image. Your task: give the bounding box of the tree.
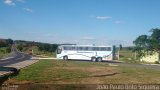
[133,28,160,60]
[0,41,7,47]
[38,43,58,52]
[17,44,23,51]
[6,39,13,45]
[6,47,11,53]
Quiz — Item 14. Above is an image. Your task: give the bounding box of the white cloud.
[23,8,34,13]
[4,0,16,6]
[115,20,123,24]
[96,16,112,20]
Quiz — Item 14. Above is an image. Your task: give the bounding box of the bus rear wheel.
[91,57,97,62]
[97,57,102,62]
[63,56,68,60]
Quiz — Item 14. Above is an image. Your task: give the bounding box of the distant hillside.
[0,38,13,47]
[14,40,58,57]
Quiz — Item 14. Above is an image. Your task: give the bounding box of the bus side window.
[93,47,99,51]
[84,47,88,51]
[64,46,72,50]
[100,47,106,51]
[88,47,92,51]
[106,47,111,51]
[92,47,95,51]
[72,47,76,50]
[79,47,83,51]
[63,47,67,50]
[77,47,80,51]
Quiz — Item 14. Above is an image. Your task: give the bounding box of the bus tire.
[91,57,97,62]
[63,56,68,60]
[97,57,102,62]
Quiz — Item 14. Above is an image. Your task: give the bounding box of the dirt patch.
[54,66,118,77]
[48,66,119,84]
[6,66,118,84]
[54,77,105,84]
[5,79,34,85]
[54,66,116,72]
[87,67,118,77]
[90,72,118,77]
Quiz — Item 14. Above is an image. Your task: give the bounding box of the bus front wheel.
[63,56,68,60]
[91,57,97,62]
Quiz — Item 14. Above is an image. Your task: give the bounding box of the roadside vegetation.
[118,46,141,63]
[119,47,134,60]
[32,46,56,57]
[0,47,11,59]
[6,59,160,84]
[116,28,160,64]
[0,39,13,59]
[15,40,57,57]
[133,28,160,60]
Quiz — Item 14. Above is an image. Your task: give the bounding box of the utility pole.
[118,48,120,60]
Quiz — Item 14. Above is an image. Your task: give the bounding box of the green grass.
[0,47,10,59]
[13,60,104,82]
[8,59,160,84]
[119,49,134,59]
[14,60,54,81]
[118,49,141,63]
[109,65,160,84]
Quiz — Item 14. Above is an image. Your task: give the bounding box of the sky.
[0,0,160,46]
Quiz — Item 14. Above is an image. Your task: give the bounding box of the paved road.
[0,45,31,66]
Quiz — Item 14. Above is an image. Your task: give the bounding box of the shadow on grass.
[67,59,123,64]
[90,72,119,77]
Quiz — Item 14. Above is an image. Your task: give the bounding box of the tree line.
[0,39,13,53]
[15,40,58,52]
[0,39,13,47]
[133,28,160,60]
[38,43,57,52]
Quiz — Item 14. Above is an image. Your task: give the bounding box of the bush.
[17,44,23,51]
[120,58,140,64]
[0,49,5,53]
[154,61,160,64]
[6,47,11,53]
[38,44,57,52]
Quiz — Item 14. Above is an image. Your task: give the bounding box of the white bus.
[56,45,115,62]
